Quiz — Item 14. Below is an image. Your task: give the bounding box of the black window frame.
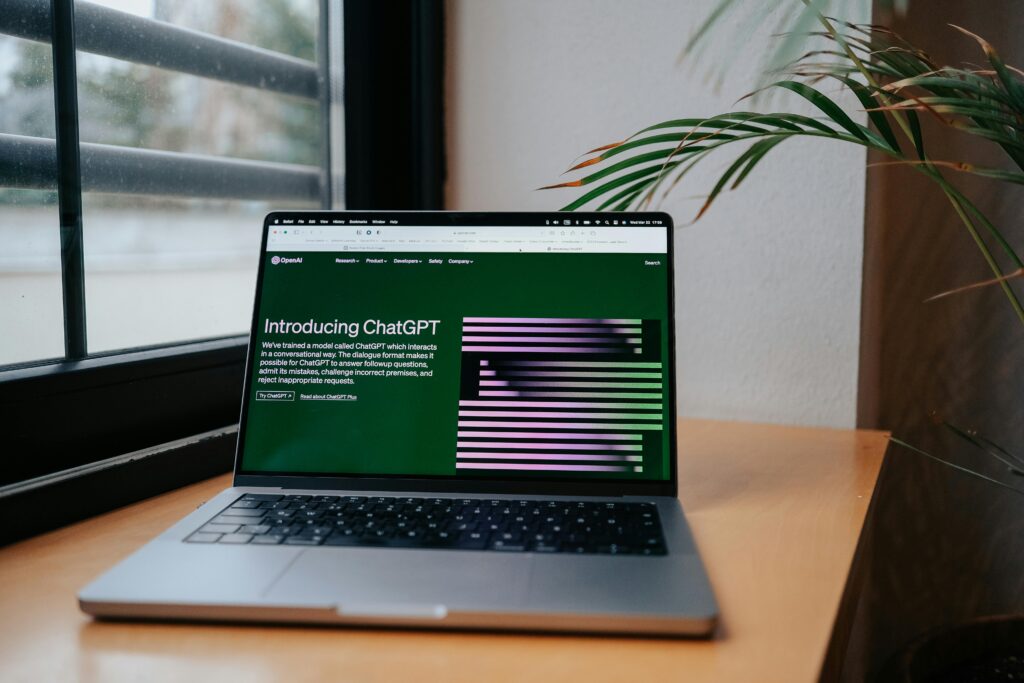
[0,0,446,545]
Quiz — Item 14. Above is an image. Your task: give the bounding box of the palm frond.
[543,19,1024,321]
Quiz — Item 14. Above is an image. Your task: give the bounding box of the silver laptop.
[79,210,718,636]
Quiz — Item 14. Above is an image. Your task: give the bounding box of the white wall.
[446,0,868,428]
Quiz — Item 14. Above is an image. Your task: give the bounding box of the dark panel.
[0,427,235,546]
[0,338,246,485]
[343,0,445,209]
[842,2,1024,680]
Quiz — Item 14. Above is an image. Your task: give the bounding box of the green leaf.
[965,167,1024,185]
[837,76,901,152]
[600,132,736,162]
[613,189,646,211]
[906,109,925,159]
[952,24,1024,112]
[596,177,659,211]
[633,116,770,137]
[943,183,1024,269]
[731,137,787,188]
[873,160,1024,186]
[887,75,1013,106]
[681,0,742,58]
[657,149,715,204]
[771,80,871,142]
[952,125,1024,156]
[762,0,831,75]
[696,138,787,220]
[575,148,703,187]
[559,164,677,211]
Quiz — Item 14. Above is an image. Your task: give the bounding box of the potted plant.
[541,3,1024,680]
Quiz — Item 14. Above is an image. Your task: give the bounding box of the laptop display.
[236,212,674,483]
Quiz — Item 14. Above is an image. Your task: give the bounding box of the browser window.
[239,217,672,482]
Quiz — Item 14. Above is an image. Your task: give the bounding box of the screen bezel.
[232,211,678,498]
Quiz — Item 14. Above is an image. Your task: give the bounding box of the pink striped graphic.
[479,380,660,389]
[458,410,661,419]
[463,326,641,333]
[456,452,641,462]
[462,346,641,354]
[479,391,661,398]
[463,317,640,324]
[458,421,662,430]
[457,431,641,440]
[456,463,636,472]
[455,441,641,451]
[463,336,640,344]
[459,400,663,409]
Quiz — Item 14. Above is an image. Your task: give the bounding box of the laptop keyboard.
[185,493,667,555]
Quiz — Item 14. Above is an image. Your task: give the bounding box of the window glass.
[82,195,312,353]
[77,0,323,353]
[0,36,64,365]
[145,0,318,61]
[75,53,321,164]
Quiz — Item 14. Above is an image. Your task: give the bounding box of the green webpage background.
[240,250,671,480]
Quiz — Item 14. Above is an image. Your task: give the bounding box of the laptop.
[79,210,718,636]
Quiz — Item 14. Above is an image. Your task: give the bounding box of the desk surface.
[0,419,887,683]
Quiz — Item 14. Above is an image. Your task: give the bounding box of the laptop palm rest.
[265,548,532,614]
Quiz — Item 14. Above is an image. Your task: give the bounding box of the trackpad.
[265,548,532,612]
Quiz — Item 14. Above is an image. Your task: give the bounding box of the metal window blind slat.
[0,133,322,202]
[0,0,320,99]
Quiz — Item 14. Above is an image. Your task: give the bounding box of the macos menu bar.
[267,224,667,254]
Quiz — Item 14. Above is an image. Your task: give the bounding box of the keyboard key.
[219,533,253,544]
[457,531,489,550]
[240,524,271,535]
[216,508,264,518]
[251,534,285,545]
[323,533,361,547]
[186,532,222,543]
[201,523,240,534]
[212,514,260,525]
[241,494,283,502]
[491,541,526,551]
[285,536,325,546]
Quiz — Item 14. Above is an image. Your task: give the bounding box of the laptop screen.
[237,212,674,483]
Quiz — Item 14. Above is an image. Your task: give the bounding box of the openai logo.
[271,255,281,265]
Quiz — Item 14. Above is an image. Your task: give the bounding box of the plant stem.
[891,437,1024,498]
[937,183,1024,325]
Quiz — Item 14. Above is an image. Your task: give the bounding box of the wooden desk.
[0,419,887,683]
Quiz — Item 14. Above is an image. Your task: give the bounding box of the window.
[0,0,343,365]
[0,32,63,365]
[0,0,444,544]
